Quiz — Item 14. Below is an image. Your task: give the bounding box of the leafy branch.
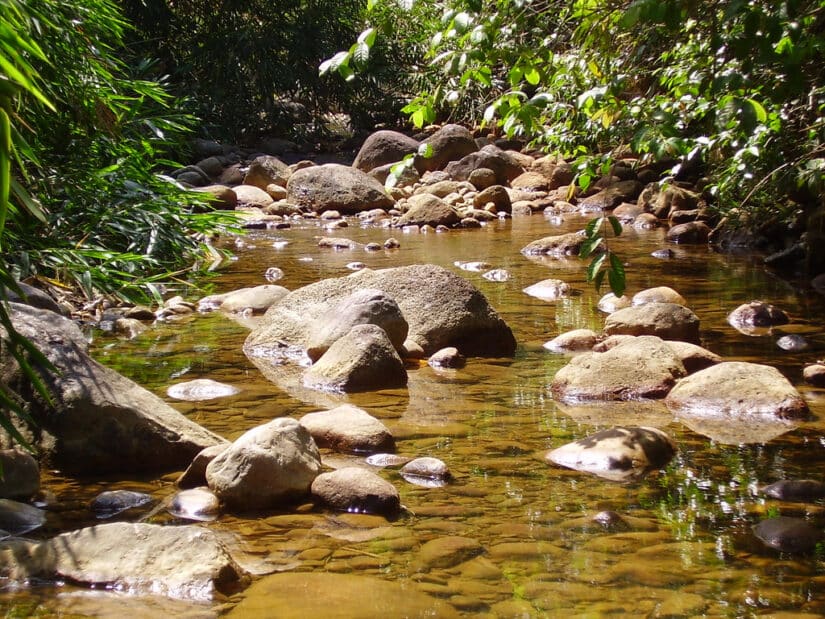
[579,212,626,298]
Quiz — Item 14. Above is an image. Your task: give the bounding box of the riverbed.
[4,209,825,617]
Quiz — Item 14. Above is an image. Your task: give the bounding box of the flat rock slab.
[545,426,676,482]
[550,335,687,402]
[665,361,809,421]
[299,404,394,453]
[0,522,247,600]
[227,572,458,618]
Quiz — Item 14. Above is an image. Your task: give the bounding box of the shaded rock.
[199,285,289,314]
[604,302,701,344]
[543,329,600,353]
[803,363,825,387]
[428,347,466,369]
[396,194,461,228]
[234,184,274,209]
[416,124,478,173]
[651,247,675,259]
[752,517,823,553]
[305,289,408,362]
[90,490,152,519]
[353,130,420,173]
[243,155,290,190]
[414,179,468,198]
[0,499,46,535]
[529,154,574,189]
[177,443,227,489]
[167,379,241,402]
[0,304,225,474]
[205,418,322,510]
[443,145,524,185]
[0,450,39,499]
[523,278,572,301]
[521,232,587,257]
[665,361,809,421]
[762,479,825,502]
[634,212,660,229]
[579,180,643,212]
[311,467,400,515]
[168,487,221,522]
[632,286,686,307]
[304,324,408,393]
[667,221,711,244]
[545,426,676,482]
[550,335,687,402]
[5,281,63,314]
[415,536,484,571]
[191,185,237,210]
[727,301,790,331]
[286,164,394,214]
[468,167,497,190]
[299,404,394,453]
[245,264,516,358]
[0,522,247,600]
[650,185,700,218]
[472,185,512,213]
[227,572,458,618]
[370,160,419,186]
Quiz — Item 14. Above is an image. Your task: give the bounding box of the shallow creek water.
[4,211,825,617]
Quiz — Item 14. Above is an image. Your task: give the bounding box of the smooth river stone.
[166,378,241,401]
[168,487,221,522]
[413,536,485,571]
[0,499,46,535]
[762,479,825,502]
[90,490,152,519]
[753,516,823,553]
[365,453,413,468]
[523,278,572,301]
[227,573,459,618]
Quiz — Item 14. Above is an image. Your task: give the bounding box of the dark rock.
[90,490,152,519]
[762,479,825,502]
[753,517,823,553]
[416,124,478,173]
[353,130,420,173]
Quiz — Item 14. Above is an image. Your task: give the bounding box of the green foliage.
[579,213,625,297]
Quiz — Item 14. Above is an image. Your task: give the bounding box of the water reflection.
[5,212,825,617]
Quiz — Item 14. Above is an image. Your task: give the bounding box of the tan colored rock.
[299,404,394,453]
[604,302,701,344]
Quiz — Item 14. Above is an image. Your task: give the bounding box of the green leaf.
[418,143,434,158]
[357,27,376,47]
[586,252,606,281]
[592,268,606,291]
[579,236,602,259]
[412,108,426,128]
[607,254,626,297]
[607,215,623,237]
[524,67,541,86]
[746,98,767,123]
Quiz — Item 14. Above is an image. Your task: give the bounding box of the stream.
[3,209,825,617]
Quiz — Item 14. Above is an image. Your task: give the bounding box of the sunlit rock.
[428,347,466,369]
[803,362,825,387]
[776,334,808,351]
[482,268,511,282]
[545,426,676,482]
[662,340,722,374]
[243,154,290,190]
[299,404,394,454]
[365,453,413,468]
[304,324,408,393]
[0,522,247,600]
[198,285,289,314]
[400,457,451,487]
[177,443,227,489]
[90,490,152,519]
[286,164,394,214]
[727,301,789,335]
[597,292,632,313]
[604,302,700,344]
[454,260,491,272]
[311,467,400,515]
[167,378,241,402]
[631,286,686,307]
[206,418,322,510]
[752,516,822,553]
[543,329,600,353]
[168,487,221,522]
[396,193,461,228]
[353,130,420,173]
[305,289,407,363]
[551,336,686,402]
[523,278,572,301]
[521,232,588,257]
[578,180,643,212]
[666,362,809,421]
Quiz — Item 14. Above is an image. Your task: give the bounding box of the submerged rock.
[401,457,451,487]
[752,517,823,554]
[166,378,241,402]
[168,487,221,522]
[523,279,572,301]
[545,426,676,482]
[90,490,153,519]
[761,479,825,502]
[727,301,789,333]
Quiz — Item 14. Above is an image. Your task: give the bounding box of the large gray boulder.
[603,302,701,344]
[550,336,687,402]
[285,164,394,214]
[665,362,810,421]
[305,288,408,362]
[0,522,247,600]
[353,130,420,173]
[245,264,516,359]
[304,324,408,393]
[206,418,322,510]
[0,303,225,474]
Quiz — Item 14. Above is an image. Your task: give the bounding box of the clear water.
[4,211,825,617]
